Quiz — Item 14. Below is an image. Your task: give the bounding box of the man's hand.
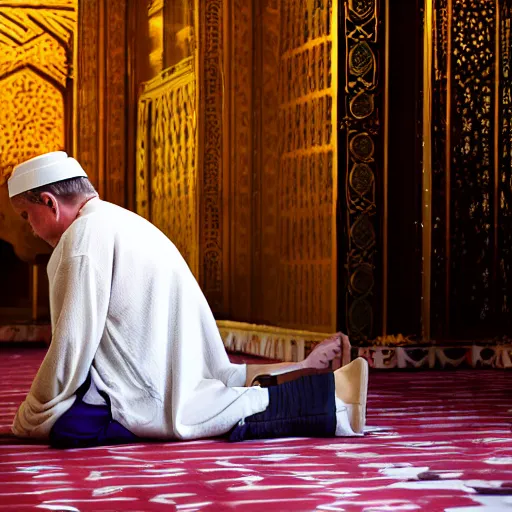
[245,332,351,386]
[302,332,350,371]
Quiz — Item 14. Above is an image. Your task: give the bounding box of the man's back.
[50,198,193,435]
[19,198,268,440]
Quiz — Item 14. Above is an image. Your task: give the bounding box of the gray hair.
[23,177,97,204]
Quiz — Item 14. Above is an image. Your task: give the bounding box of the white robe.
[12,198,269,440]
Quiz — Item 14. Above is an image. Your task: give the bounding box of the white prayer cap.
[7,151,88,198]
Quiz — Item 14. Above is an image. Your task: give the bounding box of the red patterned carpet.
[0,348,511,511]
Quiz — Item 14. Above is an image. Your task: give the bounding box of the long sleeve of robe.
[12,198,269,440]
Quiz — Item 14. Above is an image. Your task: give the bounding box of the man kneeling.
[8,152,369,448]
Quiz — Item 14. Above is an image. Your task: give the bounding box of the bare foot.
[302,332,350,370]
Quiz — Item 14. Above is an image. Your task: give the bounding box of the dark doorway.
[0,240,31,321]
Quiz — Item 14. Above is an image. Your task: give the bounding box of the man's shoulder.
[55,203,118,258]
[89,200,155,230]
[61,199,177,260]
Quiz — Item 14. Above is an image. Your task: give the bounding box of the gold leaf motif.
[350,263,374,295]
[350,133,375,161]
[349,41,374,77]
[350,91,374,119]
[0,69,65,183]
[349,162,374,196]
[349,298,373,334]
[351,214,375,251]
[0,7,76,47]
[348,0,375,20]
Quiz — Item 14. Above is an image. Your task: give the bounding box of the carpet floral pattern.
[0,349,511,511]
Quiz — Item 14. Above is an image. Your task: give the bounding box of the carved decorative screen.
[0,0,77,182]
[136,58,199,276]
[198,0,228,314]
[340,0,381,341]
[430,0,512,338]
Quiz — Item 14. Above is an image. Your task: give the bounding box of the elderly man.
[8,151,369,448]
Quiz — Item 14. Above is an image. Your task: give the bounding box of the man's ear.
[40,192,58,212]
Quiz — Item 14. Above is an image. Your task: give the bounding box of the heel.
[334,358,369,434]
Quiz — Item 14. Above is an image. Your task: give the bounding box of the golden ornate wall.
[195,0,339,332]
[0,0,133,319]
[0,0,130,207]
[133,0,339,332]
[77,0,128,207]
[0,0,77,183]
[275,0,338,332]
[136,57,199,275]
[0,0,77,263]
[250,0,280,325]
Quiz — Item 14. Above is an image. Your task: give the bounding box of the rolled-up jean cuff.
[229,372,336,441]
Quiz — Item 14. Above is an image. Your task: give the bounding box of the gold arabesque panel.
[136,57,199,276]
[0,0,77,182]
[1,71,65,178]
